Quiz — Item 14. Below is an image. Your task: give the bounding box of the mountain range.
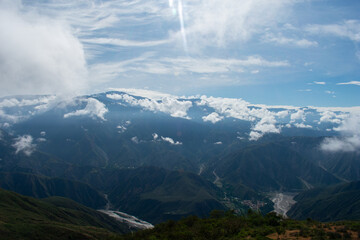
[0,89,359,224]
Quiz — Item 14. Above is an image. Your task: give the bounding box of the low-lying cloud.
[107,93,192,119]
[321,113,360,152]
[13,135,36,156]
[64,98,108,120]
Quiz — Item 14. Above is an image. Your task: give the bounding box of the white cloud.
[0,1,88,96]
[13,135,36,156]
[152,133,159,140]
[202,112,224,124]
[198,96,282,140]
[264,33,318,48]
[117,125,127,133]
[131,136,139,144]
[321,136,360,152]
[318,110,345,124]
[321,113,360,152]
[40,131,46,136]
[337,81,360,86]
[214,141,222,145]
[306,20,360,42]
[294,123,312,129]
[161,136,182,145]
[82,37,171,47]
[0,96,56,108]
[107,93,192,119]
[36,138,46,142]
[276,110,289,118]
[314,81,326,85]
[249,131,263,141]
[64,98,108,120]
[325,90,335,95]
[92,56,289,84]
[109,88,176,101]
[182,0,296,48]
[290,109,306,123]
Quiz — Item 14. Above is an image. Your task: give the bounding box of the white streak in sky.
[177,0,188,53]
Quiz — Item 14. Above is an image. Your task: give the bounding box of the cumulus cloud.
[318,110,346,124]
[107,93,192,119]
[198,96,282,140]
[12,135,36,156]
[202,112,224,124]
[64,98,108,120]
[161,136,182,145]
[313,81,326,85]
[0,1,88,96]
[321,113,360,152]
[276,110,289,118]
[290,109,306,122]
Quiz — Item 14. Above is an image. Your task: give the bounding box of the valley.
[271,192,297,217]
[0,89,359,228]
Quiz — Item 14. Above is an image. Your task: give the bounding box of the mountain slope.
[210,142,341,192]
[288,181,360,221]
[0,172,106,209]
[106,167,226,224]
[0,188,129,240]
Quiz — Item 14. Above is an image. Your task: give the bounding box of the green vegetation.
[0,188,128,240]
[0,172,107,209]
[1,187,360,240]
[121,210,360,240]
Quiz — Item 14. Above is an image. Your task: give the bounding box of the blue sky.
[0,0,360,107]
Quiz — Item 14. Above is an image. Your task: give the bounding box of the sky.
[0,0,360,107]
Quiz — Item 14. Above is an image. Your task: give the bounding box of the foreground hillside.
[0,188,129,240]
[122,210,360,240]
[1,188,360,240]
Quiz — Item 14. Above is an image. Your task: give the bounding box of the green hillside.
[120,210,360,240]
[288,181,360,221]
[0,188,128,240]
[0,172,106,209]
[107,166,226,223]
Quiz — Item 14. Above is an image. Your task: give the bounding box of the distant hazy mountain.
[288,181,360,221]
[0,90,358,222]
[206,142,341,192]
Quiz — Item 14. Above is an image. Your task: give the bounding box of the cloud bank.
[107,93,192,119]
[0,1,87,96]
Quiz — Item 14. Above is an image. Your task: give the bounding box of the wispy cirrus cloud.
[306,20,360,42]
[337,81,360,86]
[263,33,318,48]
